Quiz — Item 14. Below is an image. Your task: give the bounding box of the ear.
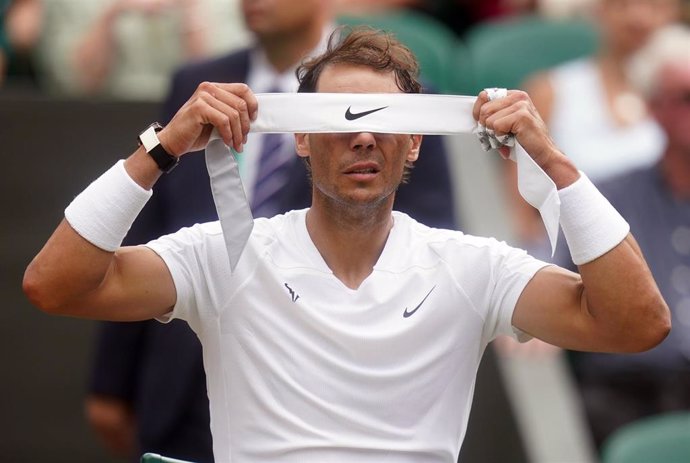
[407,135,422,163]
[294,133,310,158]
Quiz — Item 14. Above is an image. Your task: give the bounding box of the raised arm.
[473,90,670,353]
[72,0,208,95]
[23,82,257,321]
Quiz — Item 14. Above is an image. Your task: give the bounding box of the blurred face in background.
[241,0,327,39]
[650,62,690,151]
[598,0,679,55]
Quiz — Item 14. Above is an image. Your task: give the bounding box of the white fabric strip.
[205,138,254,271]
[206,92,560,271]
[251,93,478,135]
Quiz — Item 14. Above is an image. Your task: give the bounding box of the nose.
[349,132,377,152]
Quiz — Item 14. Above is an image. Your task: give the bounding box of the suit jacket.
[90,48,458,463]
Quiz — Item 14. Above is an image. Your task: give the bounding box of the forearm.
[514,174,669,353]
[561,175,669,351]
[577,234,669,352]
[24,148,156,315]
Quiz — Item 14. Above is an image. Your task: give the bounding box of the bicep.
[85,246,177,321]
[511,265,597,351]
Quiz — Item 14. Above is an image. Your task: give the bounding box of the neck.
[661,145,690,199]
[597,52,630,84]
[259,21,325,73]
[306,196,394,290]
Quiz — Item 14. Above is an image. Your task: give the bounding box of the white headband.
[206,91,560,270]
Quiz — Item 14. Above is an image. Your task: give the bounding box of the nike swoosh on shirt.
[403,285,436,318]
[345,106,388,120]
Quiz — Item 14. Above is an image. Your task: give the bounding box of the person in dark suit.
[85,1,457,461]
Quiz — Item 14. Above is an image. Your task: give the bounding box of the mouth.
[347,167,379,174]
[344,163,380,179]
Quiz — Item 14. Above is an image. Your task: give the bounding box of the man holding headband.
[24,28,669,462]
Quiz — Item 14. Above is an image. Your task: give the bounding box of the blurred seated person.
[32,0,249,100]
[513,0,679,251]
[0,0,42,87]
[336,0,537,37]
[556,24,690,450]
[0,2,7,84]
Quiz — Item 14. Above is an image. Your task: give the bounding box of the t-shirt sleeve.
[445,235,550,344]
[144,222,228,333]
[486,242,551,343]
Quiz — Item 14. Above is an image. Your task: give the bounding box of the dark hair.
[297,26,422,94]
[296,26,421,184]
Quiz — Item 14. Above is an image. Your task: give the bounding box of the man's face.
[241,0,324,38]
[295,64,422,209]
[651,63,690,151]
[598,0,678,54]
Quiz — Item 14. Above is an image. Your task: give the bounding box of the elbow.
[22,264,68,315]
[625,297,672,353]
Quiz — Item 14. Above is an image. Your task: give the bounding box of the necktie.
[250,88,294,218]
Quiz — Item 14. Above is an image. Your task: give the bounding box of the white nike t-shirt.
[146,209,548,462]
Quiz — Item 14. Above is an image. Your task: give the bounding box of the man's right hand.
[159,82,258,156]
[85,394,136,458]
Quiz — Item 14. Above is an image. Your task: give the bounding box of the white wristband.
[65,160,152,252]
[558,172,630,265]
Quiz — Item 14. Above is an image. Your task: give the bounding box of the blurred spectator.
[0,2,7,84]
[421,0,537,37]
[32,0,249,100]
[511,0,679,251]
[557,23,690,450]
[537,0,596,18]
[0,0,42,87]
[335,0,537,37]
[85,1,458,462]
[334,0,425,15]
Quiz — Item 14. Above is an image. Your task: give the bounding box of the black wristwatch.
[138,122,179,173]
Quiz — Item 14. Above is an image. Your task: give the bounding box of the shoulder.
[171,49,251,86]
[163,48,252,120]
[251,210,301,241]
[552,57,592,79]
[148,221,224,252]
[392,212,523,263]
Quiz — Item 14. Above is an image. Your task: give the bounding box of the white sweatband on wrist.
[558,172,630,265]
[65,160,152,252]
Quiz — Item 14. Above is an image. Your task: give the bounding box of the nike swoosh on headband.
[345,105,388,120]
[207,91,560,272]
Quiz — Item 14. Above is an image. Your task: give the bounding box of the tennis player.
[24,28,669,462]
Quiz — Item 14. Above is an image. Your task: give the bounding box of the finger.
[212,85,256,145]
[477,95,517,126]
[483,102,533,136]
[477,90,532,126]
[199,101,234,148]
[472,90,490,121]
[216,82,259,122]
[199,93,245,152]
[197,82,252,147]
[213,87,251,141]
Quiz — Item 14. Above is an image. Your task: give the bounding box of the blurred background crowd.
[2,1,690,462]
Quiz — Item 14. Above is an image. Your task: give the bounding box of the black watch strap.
[138,122,179,173]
